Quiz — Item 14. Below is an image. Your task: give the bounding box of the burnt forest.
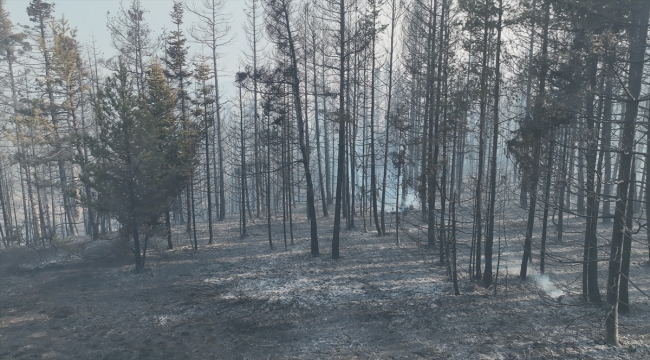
[1,0,649,358]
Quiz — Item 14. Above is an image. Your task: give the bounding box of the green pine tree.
[79,60,199,272]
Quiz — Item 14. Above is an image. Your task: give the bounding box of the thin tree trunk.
[380,0,398,235]
[37,12,77,237]
[520,0,550,280]
[267,112,273,250]
[396,152,401,245]
[203,4,227,222]
[437,0,449,266]
[473,0,489,279]
[540,130,554,274]
[191,180,198,251]
[282,111,288,250]
[211,124,220,221]
[129,183,143,272]
[322,51,332,207]
[313,31,328,217]
[204,93,214,244]
[278,0,318,255]
[253,6,261,220]
[451,196,460,295]
[520,0,537,210]
[0,165,9,245]
[577,137,585,215]
[186,187,192,234]
[602,77,613,224]
[349,34,359,230]
[450,111,460,296]
[427,0,438,250]
[332,0,346,259]
[166,210,173,249]
[605,0,649,327]
[484,0,502,286]
[645,100,650,262]
[420,3,435,223]
[361,53,368,232]
[369,0,381,235]
[557,127,569,242]
[582,54,601,303]
[239,81,247,238]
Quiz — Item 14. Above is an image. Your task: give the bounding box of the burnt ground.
[1,208,649,359]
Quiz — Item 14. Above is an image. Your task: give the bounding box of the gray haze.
[5,0,249,98]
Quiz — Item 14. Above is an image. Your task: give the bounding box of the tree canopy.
[79,60,199,271]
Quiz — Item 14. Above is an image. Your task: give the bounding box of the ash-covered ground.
[1,209,649,359]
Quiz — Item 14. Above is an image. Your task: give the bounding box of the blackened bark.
[520,0,550,280]
[473,0,489,279]
[332,0,346,259]
[582,54,601,303]
[605,4,649,346]
[484,0,502,286]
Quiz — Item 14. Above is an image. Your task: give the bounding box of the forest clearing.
[1,209,649,359]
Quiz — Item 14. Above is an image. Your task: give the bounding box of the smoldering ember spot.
[1,0,650,359]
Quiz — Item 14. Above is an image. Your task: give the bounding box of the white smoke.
[531,274,564,298]
[400,192,420,211]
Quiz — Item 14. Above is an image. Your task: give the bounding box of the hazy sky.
[4,0,250,99]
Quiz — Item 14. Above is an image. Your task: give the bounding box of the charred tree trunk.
[427,0,438,249]
[332,0,346,259]
[238,79,247,238]
[540,131,554,274]
[313,31,328,218]
[520,0,550,280]
[484,0,502,287]
[582,54,601,303]
[369,1,381,235]
[645,100,650,262]
[605,1,649,344]
[380,0,397,235]
[473,0,489,279]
